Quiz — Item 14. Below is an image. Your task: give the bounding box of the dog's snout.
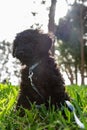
[15,50,24,58]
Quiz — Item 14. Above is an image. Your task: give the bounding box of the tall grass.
[0,83,87,130]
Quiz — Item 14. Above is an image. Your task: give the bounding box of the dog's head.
[13,29,52,64]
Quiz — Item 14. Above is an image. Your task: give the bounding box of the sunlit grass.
[0,83,87,129]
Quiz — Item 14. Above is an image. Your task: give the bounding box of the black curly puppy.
[13,29,70,113]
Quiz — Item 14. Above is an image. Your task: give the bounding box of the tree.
[0,41,20,84]
[0,41,11,81]
[48,0,56,33]
[55,41,75,84]
[56,1,87,84]
[48,0,57,55]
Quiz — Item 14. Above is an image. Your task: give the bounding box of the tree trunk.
[65,65,74,84]
[48,0,57,55]
[75,63,78,84]
[80,4,85,85]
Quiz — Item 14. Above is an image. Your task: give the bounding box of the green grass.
[0,83,87,130]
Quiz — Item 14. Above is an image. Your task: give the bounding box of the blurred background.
[0,0,87,85]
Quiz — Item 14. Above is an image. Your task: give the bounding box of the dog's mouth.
[16,54,29,60]
[14,50,29,58]
[17,56,30,65]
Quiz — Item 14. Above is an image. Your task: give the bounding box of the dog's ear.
[38,34,53,54]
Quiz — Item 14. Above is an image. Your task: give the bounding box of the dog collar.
[28,61,41,81]
[29,61,41,72]
[28,61,44,100]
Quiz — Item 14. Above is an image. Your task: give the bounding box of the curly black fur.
[13,29,70,114]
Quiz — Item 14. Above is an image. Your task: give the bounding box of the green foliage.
[0,83,87,129]
[56,2,87,65]
[55,2,87,84]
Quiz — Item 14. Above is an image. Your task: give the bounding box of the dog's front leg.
[16,93,31,116]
